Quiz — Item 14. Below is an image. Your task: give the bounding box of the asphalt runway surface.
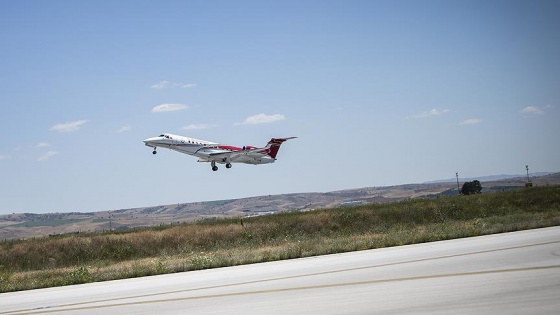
[2,226,559,314]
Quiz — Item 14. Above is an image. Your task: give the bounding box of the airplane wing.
[205,137,296,162]
[208,146,270,161]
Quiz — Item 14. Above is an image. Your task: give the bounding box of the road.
[2,226,560,314]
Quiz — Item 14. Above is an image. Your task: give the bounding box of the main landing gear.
[152,148,157,155]
[210,161,232,171]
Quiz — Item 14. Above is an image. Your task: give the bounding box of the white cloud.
[116,125,132,133]
[235,113,286,125]
[459,118,483,125]
[35,142,50,148]
[182,124,216,130]
[38,151,58,161]
[520,106,544,115]
[0,154,8,161]
[151,80,196,89]
[152,104,188,113]
[406,108,450,119]
[50,120,87,132]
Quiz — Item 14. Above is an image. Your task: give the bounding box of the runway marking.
[3,239,560,314]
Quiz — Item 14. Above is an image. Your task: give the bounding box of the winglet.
[266,137,297,159]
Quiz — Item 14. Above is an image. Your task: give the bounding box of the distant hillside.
[424,172,555,183]
[1,172,559,240]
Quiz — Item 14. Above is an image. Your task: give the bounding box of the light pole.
[456,172,460,194]
[526,165,530,183]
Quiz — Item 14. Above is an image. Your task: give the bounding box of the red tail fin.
[266,137,296,159]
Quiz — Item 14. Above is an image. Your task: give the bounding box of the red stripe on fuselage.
[216,145,259,151]
[217,145,241,151]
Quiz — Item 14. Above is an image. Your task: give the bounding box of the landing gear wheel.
[152,149,157,155]
[226,163,232,169]
[212,166,218,171]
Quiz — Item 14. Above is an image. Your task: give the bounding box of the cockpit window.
[159,134,165,137]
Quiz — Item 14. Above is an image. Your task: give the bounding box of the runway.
[2,226,559,314]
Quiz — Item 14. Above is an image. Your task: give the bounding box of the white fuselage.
[143,134,275,165]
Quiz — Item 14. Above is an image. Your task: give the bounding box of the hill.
[1,172,559,240]
[424,172,553,183]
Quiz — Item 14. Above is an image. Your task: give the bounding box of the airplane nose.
[143,137,156,146]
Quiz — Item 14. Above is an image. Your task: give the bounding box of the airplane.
[143,133,296,171]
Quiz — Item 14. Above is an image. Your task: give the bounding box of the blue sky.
[1,0,559,214]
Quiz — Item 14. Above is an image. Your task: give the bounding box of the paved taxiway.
[2,226,559,314]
